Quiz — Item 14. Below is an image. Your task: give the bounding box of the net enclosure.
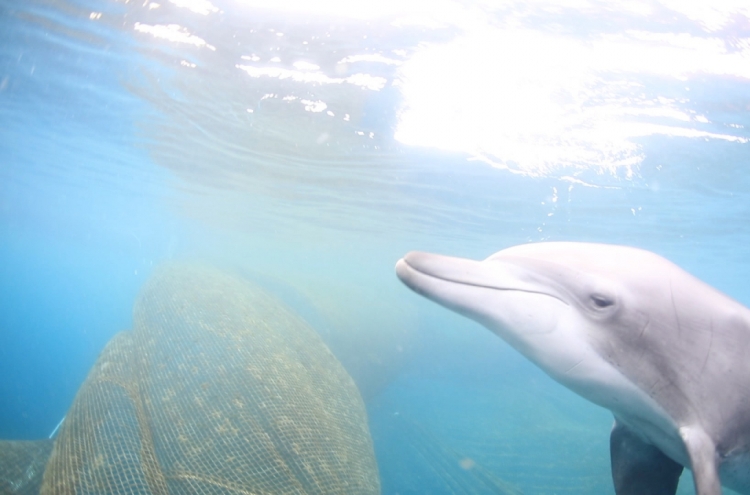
[0,440,53,495]
[39,263,380,494]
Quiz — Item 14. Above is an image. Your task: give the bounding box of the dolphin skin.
[395,242,750,495]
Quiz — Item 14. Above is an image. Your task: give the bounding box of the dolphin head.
[398,242,750,493]
[395,242,689,415]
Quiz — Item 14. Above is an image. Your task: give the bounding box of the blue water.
[2,0,750,493]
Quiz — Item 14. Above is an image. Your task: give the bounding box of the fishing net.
[383,415,523,495]
[39,263,380,494]
[0,440,53,494]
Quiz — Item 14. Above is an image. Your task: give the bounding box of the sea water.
[1,0,749,493]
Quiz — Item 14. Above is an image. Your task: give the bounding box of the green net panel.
[0,440,53,494]
[40,263,380,494]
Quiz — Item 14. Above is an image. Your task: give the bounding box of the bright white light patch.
[395,28,750,177]
[301,99,327,112]
[657,0,750,31]
[168,0,219,15]
[134,23,216,50]
[234,0,461,21]
[293,61,321,71]
[339,54,403,65]
[236,64,386,90]
[266,94,329,113]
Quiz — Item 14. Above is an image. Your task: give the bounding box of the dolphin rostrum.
[395,242,750,495]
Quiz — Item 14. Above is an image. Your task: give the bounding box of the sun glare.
[232,0,461,21]
[394,15,750,177]
[149,0,750,179]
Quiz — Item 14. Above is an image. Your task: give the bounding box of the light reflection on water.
[395,26,749,177]
[111,0,749,246]
[128,0,750,181]
[3,0,749,251]
[3,0,749,254]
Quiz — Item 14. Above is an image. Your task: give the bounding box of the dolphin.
[395,242,750,495]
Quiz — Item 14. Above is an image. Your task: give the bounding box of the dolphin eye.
[591,294,614,308]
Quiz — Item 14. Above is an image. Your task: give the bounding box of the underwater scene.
[1,0,750,493]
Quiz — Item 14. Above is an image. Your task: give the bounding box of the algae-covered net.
[0,440,53,494]
[39,263,380,494]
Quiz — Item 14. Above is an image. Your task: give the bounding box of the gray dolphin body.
[395,242,750,495]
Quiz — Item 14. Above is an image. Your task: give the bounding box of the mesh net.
[39,263,380,494]
[0,440,53,495]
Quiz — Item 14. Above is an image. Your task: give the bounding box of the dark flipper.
[611,420,684,495]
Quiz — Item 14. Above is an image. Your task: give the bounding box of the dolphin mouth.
[396,251,567,304]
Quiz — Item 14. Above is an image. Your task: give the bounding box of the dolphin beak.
[396,250,569,345]
[396,251,567,309]
[396,251,484,290]
[397,251,528,291]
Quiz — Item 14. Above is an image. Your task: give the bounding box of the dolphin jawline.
[396,253,568,305]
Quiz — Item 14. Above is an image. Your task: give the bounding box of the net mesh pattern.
[40,263,380,494]
[0,440,53,494]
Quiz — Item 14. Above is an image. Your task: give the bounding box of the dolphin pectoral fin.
[679,426,721,495]
[610,421,683,495]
